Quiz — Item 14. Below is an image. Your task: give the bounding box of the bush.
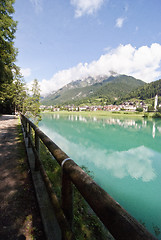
[157,107,161,113]
[136,107,143,112]
[148,105,154,112]
[112,111,121,114]
[152,112,161,118]
[143,113,149,118]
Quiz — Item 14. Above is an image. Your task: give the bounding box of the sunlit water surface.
[39,113,161,238]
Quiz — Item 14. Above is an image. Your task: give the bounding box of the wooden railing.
[20,113,156,240]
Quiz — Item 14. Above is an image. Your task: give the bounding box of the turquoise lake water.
[39,113,161,238]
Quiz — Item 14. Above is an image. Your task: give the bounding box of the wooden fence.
[20,113,156,240]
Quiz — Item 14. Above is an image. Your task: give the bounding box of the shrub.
[152,112,161,118]
[157,107,161,113]
[148,105,154,112]
[136,107,143,112]
[143,113,149,118]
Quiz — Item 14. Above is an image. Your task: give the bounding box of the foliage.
[148,105,154,112]
[157,106,161,113]
[0,0,18,113]
[143,113,149,118]
[0,1,32,115]
[39,143,111,239]
[25,79,41,124]
[12,67,28,112]
[136,107,143,112]
[40,142,62,199]
[73,181,111,240]
[152,112,161,118]
[123,79,161,101]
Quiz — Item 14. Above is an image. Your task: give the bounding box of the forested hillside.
[123,79,161,100]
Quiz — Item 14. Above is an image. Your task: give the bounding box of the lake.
[39,112,161,238]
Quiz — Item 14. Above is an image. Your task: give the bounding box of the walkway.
[0,115,45,240]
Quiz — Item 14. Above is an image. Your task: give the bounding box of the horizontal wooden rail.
[20,113,156,240]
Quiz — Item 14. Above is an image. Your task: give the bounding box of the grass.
[39,141,113,239]
[16,117,44,240]
[42,110,155,119]
[16,119,28,173]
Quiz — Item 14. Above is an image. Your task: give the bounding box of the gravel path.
[0,115,45,240]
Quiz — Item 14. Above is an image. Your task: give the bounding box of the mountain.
[41,74,145,106]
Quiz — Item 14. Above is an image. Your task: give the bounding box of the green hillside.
[123,78,161,100]
[92,75,144,98]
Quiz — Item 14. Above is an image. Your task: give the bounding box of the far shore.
[41,110,155,119]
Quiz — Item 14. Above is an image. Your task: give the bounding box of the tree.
[136,107,143,112]
[148,105,154,112]
[25,79,41,123]
[12,67,28,113]
[0,0,18,113]
[31,79,41,119]
[157,107,161,113]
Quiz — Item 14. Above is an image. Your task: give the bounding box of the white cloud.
[70,0,105,17]
[39,43,161,96]
[115,17,125,28]
[20,68,31,78]
[30,0,43,13]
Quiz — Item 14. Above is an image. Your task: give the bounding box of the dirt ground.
[0,115,45,240]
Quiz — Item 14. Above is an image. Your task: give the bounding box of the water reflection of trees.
[42,113,161,139]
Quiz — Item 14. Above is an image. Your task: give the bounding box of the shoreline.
[41,110,154,119]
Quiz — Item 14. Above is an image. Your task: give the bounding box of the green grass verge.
[39,142,113,240]
[42,110,155,119]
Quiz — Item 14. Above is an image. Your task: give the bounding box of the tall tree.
[25,79,41,123]
[0,0,18,113]
[12,67,28,113]
[31,79,41,119]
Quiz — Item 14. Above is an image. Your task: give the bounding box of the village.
[40,95,161,113]
[40,100,149,112]
[40,101,148,112]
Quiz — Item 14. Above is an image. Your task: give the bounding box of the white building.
[154,95,158,110]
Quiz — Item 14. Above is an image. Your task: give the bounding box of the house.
[79,106,88,111]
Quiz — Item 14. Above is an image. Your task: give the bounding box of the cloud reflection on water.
[40,125,156,182]
[93,146,156,182]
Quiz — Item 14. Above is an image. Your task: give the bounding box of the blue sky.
[14,0,161,96]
